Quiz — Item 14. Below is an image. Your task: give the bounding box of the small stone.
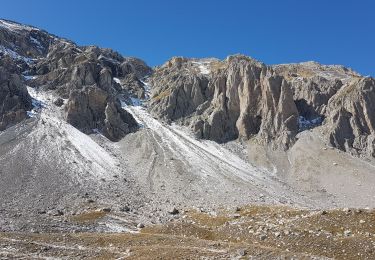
[233,213,241,219]
[274,232,281,238]
[53,98,64,107]
[259,234,267,240]
[238,249,247,256]
[344,230,352,237]
[137,223,145,228]
[333,162,338,166]
[359,220,365,224]
[48,209,64,216]
[101,208,111,213]
[321,210,328,215]
[168,207,179,215]
[120,206,130,212]
[87,199,95,203]
[33,229,40,234]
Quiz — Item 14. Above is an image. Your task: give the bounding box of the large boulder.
[102,99,139,141]
[65,86,108,132]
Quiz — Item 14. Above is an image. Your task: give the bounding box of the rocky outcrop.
[0,58,32,131]
[274,62,375,158]
[0,19,56,58]
[150,55,299,148]
[64,85,138,141]
[274,62,361,120]
[323,78,375,157]
[0,19,151,141]
[150,56,375,158]
[149,57,211,121]
[102,99,138,141]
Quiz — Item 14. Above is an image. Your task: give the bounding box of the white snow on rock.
[192,61,211,75]
[140,78,151,99]
[23,74,38,80]
[113,77,121,84]
[29,36,44,51]
[298,116,323,131]
[0,19,39,32]
[0,45,33,64]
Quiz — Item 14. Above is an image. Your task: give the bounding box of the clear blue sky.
[1,0,374,75]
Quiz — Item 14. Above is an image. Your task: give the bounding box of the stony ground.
[1,205,374,259]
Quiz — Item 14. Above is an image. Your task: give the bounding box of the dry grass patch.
[70,210,107,223]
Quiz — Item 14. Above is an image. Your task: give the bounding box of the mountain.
[1,19,375,258]
[150,56,375,158]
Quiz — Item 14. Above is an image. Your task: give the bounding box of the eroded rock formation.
[150,55,299,149]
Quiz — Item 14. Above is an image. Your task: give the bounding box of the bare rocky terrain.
[1,19,375,259]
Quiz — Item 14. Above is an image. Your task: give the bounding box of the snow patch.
[0,19,39,32]
[0,45,34,64]
[299,116,323,131]
[130,97,142,106]
[23,75,38,80]
[29,36,44,51]
[26,86,48,117]
[192,61,211,75]
[140,77,152,99]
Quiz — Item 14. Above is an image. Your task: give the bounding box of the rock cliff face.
[274,62,374,158]
[0,56,32,131]
[274,62,361,120]
[31,43,149,140]
[150,57,375,157]
[323,77,375,157]
[150,55,299,148]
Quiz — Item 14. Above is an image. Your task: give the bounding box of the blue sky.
[1,0,374,75]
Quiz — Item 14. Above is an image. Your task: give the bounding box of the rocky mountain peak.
[0,19,151,141]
